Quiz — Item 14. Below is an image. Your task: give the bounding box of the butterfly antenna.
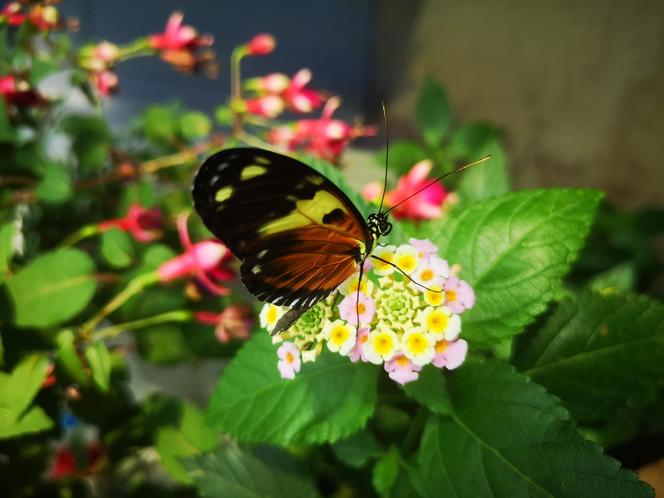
[384,155,492,215]
[371,255,443,293]
[377,101,390,215]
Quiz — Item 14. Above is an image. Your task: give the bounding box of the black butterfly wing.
[192,147,372,308]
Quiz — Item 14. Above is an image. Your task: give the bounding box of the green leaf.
[3,354,49,419]
[100,227,134,269]
[0,406,53,439]
[7,248,97,328]
[376,139,429,176]
[404,366,452,416]
[0,330,4,367]
[142,105,178,144]
[373,446,400,496]
[35,163,73,204]
[183,445,321,498]
[156,403,218,484]
[514,291,664,423]
[55,329,88,385]
[331,429,382,468]
[415,360,653,498]
[61,115,112,171]
[180,111,212,140]
[84,341,111,392]
[454,128,510,202]
[136,324,191,364]
[0,220,15,280]
[416,77,452,147]
[432,189,602,345]
[214,105,232,126]
[0,97,15,142]
[588,262,636,294]
[207,334,378,445]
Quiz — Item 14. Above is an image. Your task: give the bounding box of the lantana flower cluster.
[261,238,474,385]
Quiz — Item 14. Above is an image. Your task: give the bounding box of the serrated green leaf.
[156,403,219,484]
[404,366,452,416]
[415,359,653,498]
[55,329,88,385]
[432,189,602,345]
[84,341,111,392]
[180,111,212,140]
[100,227,134,268]
[416,77,452,147]
[183,445,321,498]
[373,445,400,496]
[331,429,382,468]
[514,291,664,423]
[206,334,378,445]
[36,163,72,203]
[7,248,97,328]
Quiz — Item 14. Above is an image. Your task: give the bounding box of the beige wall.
[385,0,664,208]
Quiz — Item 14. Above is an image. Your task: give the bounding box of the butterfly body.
[193,147,390,333]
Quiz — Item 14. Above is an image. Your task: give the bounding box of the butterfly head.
[367,212,392,240]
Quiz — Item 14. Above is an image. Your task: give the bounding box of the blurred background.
[60,0,664,208]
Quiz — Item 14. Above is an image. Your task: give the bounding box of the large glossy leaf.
[206,334,378,445]
[431,189,602,345]
[7,248,97,328]
[183,445,321,498]
[514,290,664,423]
[415,360,653,498]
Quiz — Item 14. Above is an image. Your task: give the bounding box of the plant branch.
[92,310,192,341]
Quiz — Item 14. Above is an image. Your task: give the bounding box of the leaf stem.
[230,46,246,137]
[92,310,192,341]
[59,224,103,248]
[80,271,160,337]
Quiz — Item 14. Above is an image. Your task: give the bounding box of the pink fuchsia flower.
[0,2,25,26]
[348,327,370,363]
[339,292,375,326]
[157,213,234,296]
[148,11,214,72]
[244,73,290,94]
[245,33,276,56]
[277,342,301,379]
[268,97,377,163]
[384,354,422,385]
[283,69,323,113]
[240,95,285,118]
[444,277,475,313]
[432,338,468,369]
[91,70,119,97]
[195,304,254,342]
[99,203,163,242]
[0,75,44,107]
[363,160,447,221]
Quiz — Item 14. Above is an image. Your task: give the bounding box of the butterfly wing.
[192,147,372,309]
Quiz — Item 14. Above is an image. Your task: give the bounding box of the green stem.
[402,406,428,456]
[80,271,160,337]
[230,46,246,137]
[92,310,192,341]
[59,224,103,248]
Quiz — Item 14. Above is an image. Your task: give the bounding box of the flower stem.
[92,310,192,341]
[80,271,160,337]
[230,46,246,137]
[59,224,103,248]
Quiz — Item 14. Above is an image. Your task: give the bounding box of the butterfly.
[192,147,392,333]
[192,147,489,334]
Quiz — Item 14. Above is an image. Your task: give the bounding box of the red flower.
[362,160,448,220]
[157,213,234,296]
[244,73,290,94]
[91,70,118,97]
[195,303,254,342]
[79,42,121,97]
[49,441,105,480]
[245,33,275,56]
[241,95,285,118]
[99,204,163,242]
[268,97,377,162]
[148,11,213,72]
[282,69,323,113]
[49,446,77,480]
[0,75,44,107]
[0,2,25,25]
